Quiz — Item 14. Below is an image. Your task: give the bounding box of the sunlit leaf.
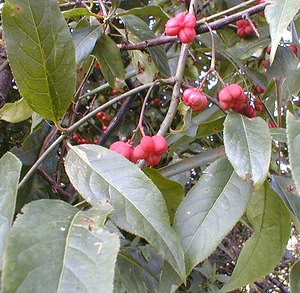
[0,99,32,123]
[2,0,76,122]
[2,200,120,293]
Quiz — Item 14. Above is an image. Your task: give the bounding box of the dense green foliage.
[0,0,300,292]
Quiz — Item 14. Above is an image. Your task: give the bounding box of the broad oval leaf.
[174,157,252,274]
[2,200,120,293]
[290,261,300,293]
[287,111,300,192]
[72,25,102,64]
[92,35,125,88]
[2,0,76,122]
[64,144,186,279]
[0,99,32,123]
[0,152,22,267]
[224,113,271,185]
[220,181,291,292]
[265,0,300,63]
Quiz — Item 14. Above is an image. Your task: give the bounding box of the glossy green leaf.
[144,168,184,223]
[65,144,185,279]
[2,0,76,122]
[174,157,252,274]
[287,111,300,192]
[220,181,291,292]
[115,246,163,293]
[0,152,22,267]
[290,261,300,293]
[117,5,169,19]
[0,99,32,123]
[265,0,300,63]
[72,25,102,64]
[2,200,120,293]
[92,34,125,87]
[121,15,171,77]
[224,113,272,185]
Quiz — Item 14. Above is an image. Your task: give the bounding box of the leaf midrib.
[70,146,184,277]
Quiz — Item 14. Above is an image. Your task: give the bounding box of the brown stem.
[118,3,267,51]
[0,45,13,108]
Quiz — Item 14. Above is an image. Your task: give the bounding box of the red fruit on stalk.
[218,84,247,111]
[109,141,134,160]
[101,115,110,122]
[111,89,118,95]
[182,88,208,112]
[244,105,257,118]
[131,135,168,166]
[102,125,108,131]
[262,59,269,69]
[96,112,104,118]
[236,19,254,38]
[268,121,276,128]
[165,12,196,43]
[266,47,271,55]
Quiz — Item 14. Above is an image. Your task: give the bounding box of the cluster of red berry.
[218,84,257,118]
[109,135,168,166]
[96,111,110,131]
[182,88,208,112]
[165,12,197,43]
[71,133,90,144]
[236,19,254,39]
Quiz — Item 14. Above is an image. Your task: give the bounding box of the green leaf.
[0,152,22,267]
[92,34,125,88]
[65,144,186,279]
[2,200,120,293]
[0,99,33,123]
[72,25,102,64]
[290,261,300,293]
[174,157,252,274]
[265,0,300,63]
[129,50,157,84]
[63,8,96,19]
[2,0,76,122]
[117,6,169,19]
[267,46,300,97]
[220,181,291,292]
[270,127,287,143]
[121,15,171,77]
[287,111,300,192]
[115,246,163,293]
[224,113,272,185]
[271,176,300,220]
[144,168,184,223]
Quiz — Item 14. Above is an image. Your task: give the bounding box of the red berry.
[152,135,168,154]
[109,141,134,160]
[96,112,104,118]
[268,121,276,128]
[266,47,271,55]
[254,98,264,111]
[140,136,155,153]
[111,89,118,95]
[94,63,100,70]
[165,12,196,43]
[236,19,254,38]
[244,105,257,118]
[145,154,162,167]
[254,85,265,94]
[72,133,79,140]
[93,139,99,144]
[289,45,298,54]
[218,84,247,111]
[131,144,148,162]
[182,88,208,112]
[151,98,162,106]
[262,59,269,69]
[101,115,110,122]
[102,125,108,131]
